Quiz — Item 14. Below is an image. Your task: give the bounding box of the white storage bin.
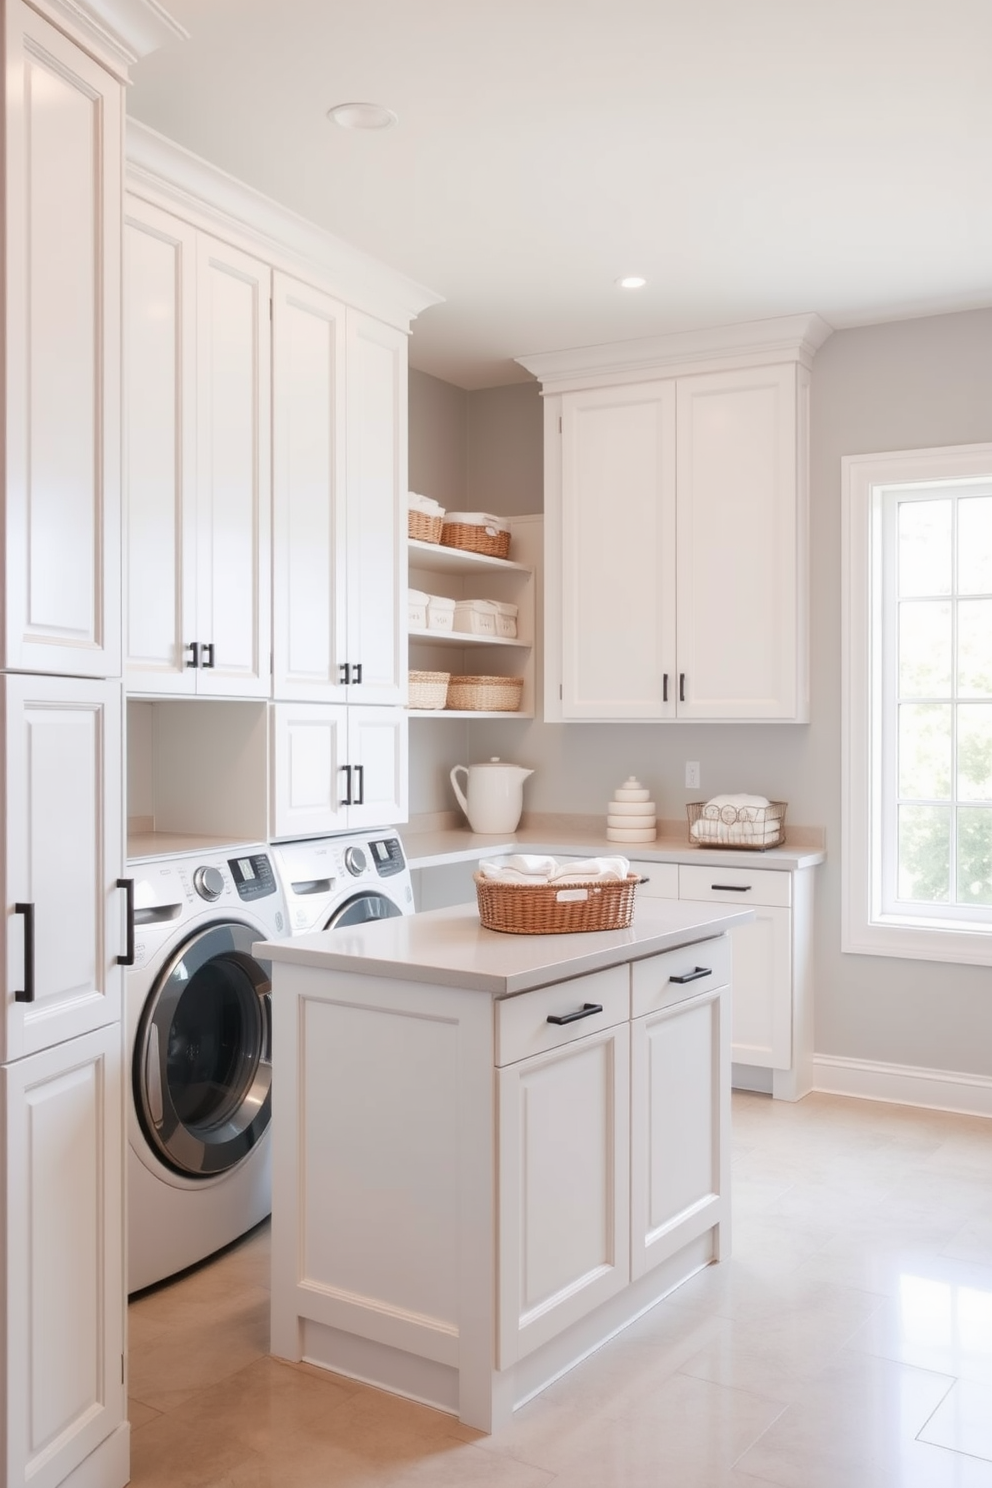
[426,594,456,633]
[452,598,498,636]
[408,588,429,629]
[493,600,518,639]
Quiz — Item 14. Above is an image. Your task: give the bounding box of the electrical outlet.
[685,761,701,790]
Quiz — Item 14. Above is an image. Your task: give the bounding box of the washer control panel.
[228,852,278,901]
[369,837,406,878]
[192,865,225,901]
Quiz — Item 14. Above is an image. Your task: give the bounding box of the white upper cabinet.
[521,316,827,723]
[3,1,122,678]
[343,311,407,706]
[1,673,124,1064]
[124,198,272,698]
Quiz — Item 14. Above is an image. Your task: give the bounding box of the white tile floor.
[128,1090,992,1487]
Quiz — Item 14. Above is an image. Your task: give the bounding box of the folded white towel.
[478,854,631,885]
[407,491,445,515]
[550,856,630,884]
[704,793,771,810]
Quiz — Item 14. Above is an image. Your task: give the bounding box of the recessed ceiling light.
[327,101,398,131]
[616,276,647,290]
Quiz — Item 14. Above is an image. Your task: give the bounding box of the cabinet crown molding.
[516,313,833,393]
[32,0,187,76]
[126,119,444,333]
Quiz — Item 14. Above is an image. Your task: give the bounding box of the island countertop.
[255,897,754,997]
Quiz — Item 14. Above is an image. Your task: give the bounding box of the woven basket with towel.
[475,855,639,933]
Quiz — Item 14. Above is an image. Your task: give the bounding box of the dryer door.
[324,892,403,929]
[134,922,272,1177]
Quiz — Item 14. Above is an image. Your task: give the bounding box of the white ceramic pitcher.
[450,758,533,834]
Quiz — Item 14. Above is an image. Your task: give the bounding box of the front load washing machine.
[271,829,414,934]
[126,843,288,1292]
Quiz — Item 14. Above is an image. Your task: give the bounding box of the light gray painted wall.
[467,383,544,516]
[409,367,468,506]
[408,308,992,1077]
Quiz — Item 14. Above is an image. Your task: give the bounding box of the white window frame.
[842,442,992,966]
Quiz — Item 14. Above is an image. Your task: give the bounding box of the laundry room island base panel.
[260,900,749,1432]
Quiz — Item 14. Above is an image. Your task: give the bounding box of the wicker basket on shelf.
[408,509,444,544]
[474,872,640,934]
[440,518,510,560]
[408,670,449,710]
[446,675,523,712]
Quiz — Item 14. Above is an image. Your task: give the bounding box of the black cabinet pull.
[14,903,35,1003]
[201,642,215,669]
[669,966,711,985]
[354,764,365,805]
[186,641,201,668]
[117,878,135,967]
[547,1002,603,1026]
[352,662,363,685]
[712,884,752,892]
[663,673,669,702]
[341,764,353,806]
[679,672,686,702]
[339,662,351,686]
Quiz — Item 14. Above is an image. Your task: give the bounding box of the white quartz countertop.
[401,822,825,872]
[255,899,754,997]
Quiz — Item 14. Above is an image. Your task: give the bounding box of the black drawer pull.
[352,662,363,685]
[354,763,365,806]
[339,662,351,685]
[662,673,668,702]
[117,877,135,966]
[547,1002,603,1026]
[679,672,686,702]
[669,966,711,985]
[201,641,215,669]
[341,764,353,805]
[14,902,35,1003]
[186,641,201,668]
[712,884,752,892]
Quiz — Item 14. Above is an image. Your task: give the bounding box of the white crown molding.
[31,0,187,76]
[814,1053,992,1119]
[516,313,834,392]
[126,120,444,333]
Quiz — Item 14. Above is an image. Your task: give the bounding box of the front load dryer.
[271,830,414,934]
[126,844,288,1292]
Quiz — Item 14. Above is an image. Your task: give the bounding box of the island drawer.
[496,964,629,1066]
[631,934,731,1017]
[629,861,679,899]
[678,864,791,907]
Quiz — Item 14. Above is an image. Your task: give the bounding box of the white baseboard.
[814,1054,992,1119]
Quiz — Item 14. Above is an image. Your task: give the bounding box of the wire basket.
[686,800,787,850]
[408,670,449,709]
[446,675,523,712]
[440,520,511,560]
[408,509,443,544]
[474,872,640,934]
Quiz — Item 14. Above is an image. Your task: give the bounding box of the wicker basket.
[408,670,449,710]
[474,872,640,935]
[446,675,523,712]
[686,800,787,850]
[408,509,443,544]
[440,520,511,560]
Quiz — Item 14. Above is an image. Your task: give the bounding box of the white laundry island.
[256,898,753,1431]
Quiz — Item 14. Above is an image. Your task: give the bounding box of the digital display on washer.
[370,838,405,877]
[228,853,277,901]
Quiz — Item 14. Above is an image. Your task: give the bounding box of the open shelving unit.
[407,518,538,719]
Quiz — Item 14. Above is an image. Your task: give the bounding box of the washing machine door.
[324,892,403,929]
[134,922,272,1178]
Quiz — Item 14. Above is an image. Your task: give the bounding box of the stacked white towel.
[700,793,771,824]
[479,854,630,885]
[690,794,782,846]
[407,491,445,516]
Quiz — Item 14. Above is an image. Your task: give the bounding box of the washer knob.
[343,846,367,877]
[193,865,225,901]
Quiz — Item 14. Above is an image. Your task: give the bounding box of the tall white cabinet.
[519,317,831,723]
[2,4,183,1487]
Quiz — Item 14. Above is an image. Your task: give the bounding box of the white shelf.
[409,627,528,649]
[408,539,531,576]
[408,709,534,720]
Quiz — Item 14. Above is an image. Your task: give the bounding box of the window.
[843,444,992,965]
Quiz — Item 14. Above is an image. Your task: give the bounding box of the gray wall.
[408,310,992,1077]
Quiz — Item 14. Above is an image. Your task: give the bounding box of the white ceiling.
[128,0,992,390]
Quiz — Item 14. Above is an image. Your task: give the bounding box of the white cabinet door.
[4,2,122,679]
[675,364,805,720]
[346,706,408,829]
[2,1023,125,1488]
[271,702,348,840]
[344,312,406,706]
[631,986,730,1280]
[2,675,123,1064]
[194,233,272,698]
[558,382,676,719]
[124,196,198,694]
[497,1022,630,1367]
[272,273,348,703]
[725,906,793,1070]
